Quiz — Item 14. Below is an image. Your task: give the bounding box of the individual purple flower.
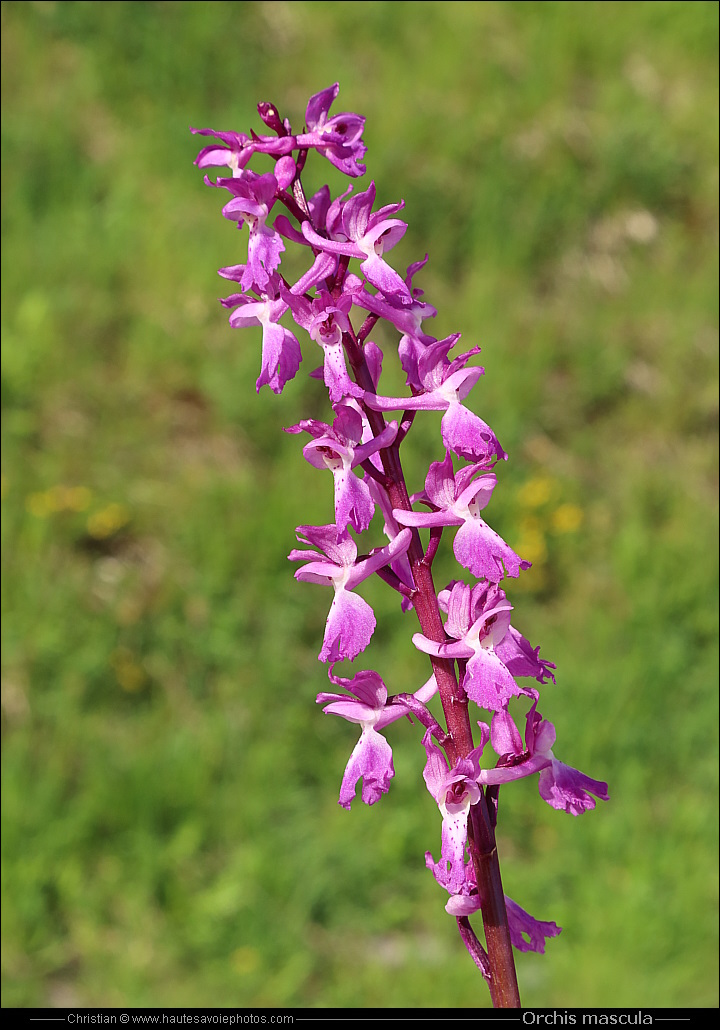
[364,335,506,463]
[393,451,530,582]
[421,727,488,894]
[219,270,301,394]
[191,126,256,175]
[481,704,610,816]
[300,181,412,303]
[422,739,564,954]
[283,289,363,403]
[286,404,398,533]
[317,667,437,809]
[294,83,368,177]
[218,172,285,292]
[413,580,530,712]
[289,524,412,663]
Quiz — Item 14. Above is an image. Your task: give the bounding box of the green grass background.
[1,0,717,1009]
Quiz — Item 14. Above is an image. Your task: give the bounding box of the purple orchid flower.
[317,667,438,809]
[364,335,507,463]
[393,451,531,582]
[286,403,398,533]
[300,181,412,303]
[421,727,489,894]
[217,172,285,293]
[283,289,363,403]
[289,524,412,663]
[218,270,301,394]
[421,726,561,955]
[481,703,610,816]
[413,580,533,713]
[294,83,368,177]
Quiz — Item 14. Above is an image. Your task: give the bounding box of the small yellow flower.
[64,486,93,512]
[26,485,94,516]
[26,491,53,517]
[87,503,130,539]
[517,476,555,509]
[551,503,584,534]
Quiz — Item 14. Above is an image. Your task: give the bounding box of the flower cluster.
[193,84,608,991]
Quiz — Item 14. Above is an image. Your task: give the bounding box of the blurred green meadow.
[1,0,718,1010]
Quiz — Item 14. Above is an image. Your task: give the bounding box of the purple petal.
[441,402,506,463]
[364,390,447,413]
[412,633,474,660]
[341,182,375,240]
[334,468,375,533]
[292,524,359,569]
[305,83,340,129]
[244,228,285,293]
[359,251,412,303]
[440,807,471,894]
[351,419,397,467]
[446,893,482,917]
[393,508,460,529]
[453,519,529,582]
[495,626,556,684]
[346,528,412,589]
[290,251,337,295]
[441,580,473,638]
[320,698,377,722]
[320,589,376,663]
[301,220,363,259]
[490,709,524,758]
[323,342,364,403]
[505,897,562,954]
[293,561,339,585]
[424,452,457,509]
[327,666,388,708]
[538,760,610,816]
[255,321,302,395]
[463,648,523,713]
[454,471,497,513]
[338,726,394,809]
